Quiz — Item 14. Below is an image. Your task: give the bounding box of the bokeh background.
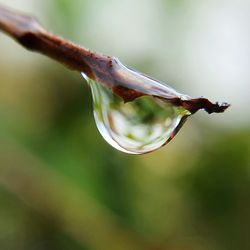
[0,1,250,250]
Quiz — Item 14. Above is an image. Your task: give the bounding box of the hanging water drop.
[81,58,229,154]
[82,74,190,154]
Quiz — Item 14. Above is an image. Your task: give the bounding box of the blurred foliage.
[0,1,250,250]
[46,0,83,39]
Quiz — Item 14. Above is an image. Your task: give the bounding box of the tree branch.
[0,4,110,78]
[0,4,229,114]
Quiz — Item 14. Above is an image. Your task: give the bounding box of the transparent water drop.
[81,71,191,154]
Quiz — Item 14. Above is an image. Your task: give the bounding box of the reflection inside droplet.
[81,73,191,154]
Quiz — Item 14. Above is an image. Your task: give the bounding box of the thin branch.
[0,4,109,78]
[0,4,229,114]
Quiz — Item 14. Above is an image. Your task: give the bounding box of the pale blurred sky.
[0,0,249,127]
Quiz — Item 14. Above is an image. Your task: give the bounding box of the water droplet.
[81,72,191,154]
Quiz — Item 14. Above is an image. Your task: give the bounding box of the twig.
[0,4,229,114]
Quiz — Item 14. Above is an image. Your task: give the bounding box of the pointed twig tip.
[215,102,231,113]
[204,101,230,114]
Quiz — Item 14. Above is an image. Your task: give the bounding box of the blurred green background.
[0,1,250,250]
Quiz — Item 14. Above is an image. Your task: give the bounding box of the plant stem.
[0,4,229,114]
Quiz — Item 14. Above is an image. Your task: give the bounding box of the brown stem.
[0,4,229,114]
[0,4,111,79]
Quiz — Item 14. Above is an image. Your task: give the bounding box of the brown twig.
[0,4,229,114]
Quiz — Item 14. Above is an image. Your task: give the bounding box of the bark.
[0,4,229,114]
